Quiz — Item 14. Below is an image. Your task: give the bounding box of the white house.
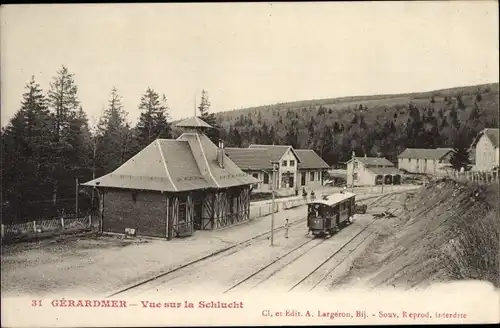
[397,148,455,175]
[346,156,401,186]
[294,149,330,190]
[225,145,329,194]
[469,128,499,172]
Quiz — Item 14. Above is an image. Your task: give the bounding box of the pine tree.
[136,87,171,149]
[2,76,55,221]
[197,90,220,144]
[449,129,471,171]
[47,66,80,141]
[95,87,131,175]
[47,66,87,201]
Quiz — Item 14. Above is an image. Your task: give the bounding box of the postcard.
[1,2,499,327]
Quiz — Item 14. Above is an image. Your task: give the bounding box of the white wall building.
[346,156,401,186]
[469,128,499,172]
[397,148,455,175]
[225,145,329,194]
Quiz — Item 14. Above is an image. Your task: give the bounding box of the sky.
[1,2,499,128]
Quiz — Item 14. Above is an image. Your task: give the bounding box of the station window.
[252,173,259,179]
[310,172,315,181]
[354,161,358,169]
[290,160,295,166]
[263,173,269,184]
[353,173,359,181]
[282,160,287,166]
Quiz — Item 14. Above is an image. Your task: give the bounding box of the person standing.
[284,219,290,239]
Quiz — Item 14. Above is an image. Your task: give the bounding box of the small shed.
[82,117,259,239]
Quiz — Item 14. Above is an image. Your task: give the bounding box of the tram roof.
[308,192,356,207]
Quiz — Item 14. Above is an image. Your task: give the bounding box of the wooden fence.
[450,170,499,184]
[1,214,98,243]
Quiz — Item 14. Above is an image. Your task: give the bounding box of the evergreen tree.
[197,89,220,144]
[2,76,55,222]
[449,129,472,171]
[47,66,86,201]
[136,87,171,149]
[47,65,80,140]
[95,87,131,175]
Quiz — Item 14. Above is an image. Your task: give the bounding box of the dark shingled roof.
[82,133,258,192]
[295,149,330,169]
[398,148,455,160]
[225,148,273,170]
[470,128,499,149]
[346,157,394,167]
[248,144,301,163]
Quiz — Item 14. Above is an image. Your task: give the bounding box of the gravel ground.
[1,204,308,297]
[125,215,375,296]
[1,187,417,298]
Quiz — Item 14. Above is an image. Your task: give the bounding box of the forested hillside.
[210,83,499,165]
[1,65,498,224]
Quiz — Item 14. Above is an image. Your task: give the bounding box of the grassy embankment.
[333,178,499,289]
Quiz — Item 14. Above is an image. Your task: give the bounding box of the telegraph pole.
[351,151,355,193]
[75,178,79,218]
[270,161,277,246]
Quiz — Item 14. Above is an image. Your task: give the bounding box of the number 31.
[32,300,42,307]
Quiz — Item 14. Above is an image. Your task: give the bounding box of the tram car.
[307,192,356,237]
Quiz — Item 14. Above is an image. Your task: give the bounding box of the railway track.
[288,217,378,292]
[108,191,403,298]
[107,210,306,298]
[223,236,327,294]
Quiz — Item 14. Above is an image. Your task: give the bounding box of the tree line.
[1,66,214,223]
[1,65,497,223]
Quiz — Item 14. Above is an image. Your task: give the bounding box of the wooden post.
[75,178,79,218]
[61,217,65,229]
[165,195,170,238]
[1,224,4,238]
[100,190,104,234]
[33,221,37,232]
[167,197,173,241]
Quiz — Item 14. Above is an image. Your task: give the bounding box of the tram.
[307,192,356,237]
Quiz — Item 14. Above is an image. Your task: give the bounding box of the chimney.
[217,139,225,168]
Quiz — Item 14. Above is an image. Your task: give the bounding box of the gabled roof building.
[469,128,499,172]
[225,145,330,194]
[397,147,455,175]
[83,117,258,239]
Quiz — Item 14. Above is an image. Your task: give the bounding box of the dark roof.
[225,148,273,170]
[248,144,301,163]
[82,133,258,192]
[366,167,402,175]
[346,157,394,167]
[470,128,499,149]
[398,148,455,160]
[295,149,330,169]
[175,116,213,129]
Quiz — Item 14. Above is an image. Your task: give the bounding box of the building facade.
[397,148,455,175]
[83,117,259,240]
[470,128,499,172]
[225,145,329,194]
[295,149,330,190]
[346,156,401,186]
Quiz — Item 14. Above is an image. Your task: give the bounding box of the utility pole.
[75,178,79,218]
[351,150,355,193]
[270,161,278,246]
